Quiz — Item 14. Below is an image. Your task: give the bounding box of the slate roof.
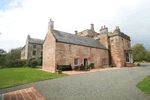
[29,38,44,44]
[51,30,108,50]
[21,45,26,50]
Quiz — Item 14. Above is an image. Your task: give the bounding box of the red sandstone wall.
[43,31,56,72]
[109,36,132,67]
[55,42,109,69]
[98,37,108,49]
[109,36,121,67]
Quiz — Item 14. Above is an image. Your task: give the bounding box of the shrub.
[58,66,63,70]
[27,58,33,67]
[80,64,84,70]
[100,65,105,68]
[31,60,38,68]
[111,64,115,67]
[5,61,13,68]
[5,59,26,68]
[137,63,140,66]
[142,61,146,63]
[90,63,95,69]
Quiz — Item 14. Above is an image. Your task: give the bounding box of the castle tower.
[99,25,108,48]
[108,26,134,67]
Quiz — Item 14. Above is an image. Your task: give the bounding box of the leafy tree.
[132,43,146,61]
[0,49,7,53]
[144,51,150,62]
[1,47,22,66]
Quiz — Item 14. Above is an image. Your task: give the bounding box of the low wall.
[126,63,135,67]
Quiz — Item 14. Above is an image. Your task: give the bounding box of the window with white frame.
[111,40,114,45]
[126,53,130,63]
[74,59,79,66]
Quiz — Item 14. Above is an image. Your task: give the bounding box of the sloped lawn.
[136,75,150,97]
[0,67,68,89]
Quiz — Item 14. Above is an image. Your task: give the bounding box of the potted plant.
[57,66,63,74]
[80,64,84,70]
[137,63,140,66]
[100,65,105,68]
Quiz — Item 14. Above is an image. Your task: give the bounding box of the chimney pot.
[101,26,103,29]
[48,19,54,30]
[91,24,94,32]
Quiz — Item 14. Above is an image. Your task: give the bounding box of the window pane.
[69,46,71,51]
[33,45,36,48]
[33,51,36,55]
[74,59,78,65]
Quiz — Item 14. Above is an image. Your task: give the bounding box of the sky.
[0,0,150,52]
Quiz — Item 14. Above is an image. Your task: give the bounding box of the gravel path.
[0,63,150,100]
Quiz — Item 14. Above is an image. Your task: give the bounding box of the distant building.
[21,35,44,59]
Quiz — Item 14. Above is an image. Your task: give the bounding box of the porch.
[124,50,134,67]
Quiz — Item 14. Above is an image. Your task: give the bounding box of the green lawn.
[0,67,68,89]
[136,75,150,97]
[134,62,142,63]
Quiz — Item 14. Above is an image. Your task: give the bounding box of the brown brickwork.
[3,87,45,100]
[55,42,109,69]
[43,30,56,72]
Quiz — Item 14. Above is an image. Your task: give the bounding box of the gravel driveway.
[1,63,150,100]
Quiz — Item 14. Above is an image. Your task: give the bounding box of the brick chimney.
[91,23,94,32]
[48,19,54,30]
[75,30,78,35]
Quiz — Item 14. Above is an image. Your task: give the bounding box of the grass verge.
[136,75,150,97]
[0,67,68,89]
[134,62,142,63]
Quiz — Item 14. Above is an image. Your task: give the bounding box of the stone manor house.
[21,19,134,72]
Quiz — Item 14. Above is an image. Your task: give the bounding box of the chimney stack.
[48,19,54,30]
[28,34,30,39]
[91,23,94,32]
[116,26,120,29]
[75,30,78,35]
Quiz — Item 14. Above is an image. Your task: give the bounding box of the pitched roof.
[51,30,108,50]
[29,38,44,44]
[21,45,26,50]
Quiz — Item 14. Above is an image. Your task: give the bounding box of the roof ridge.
[30,38,44,41]
[51,30,108,50]
[52,29,100,42]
